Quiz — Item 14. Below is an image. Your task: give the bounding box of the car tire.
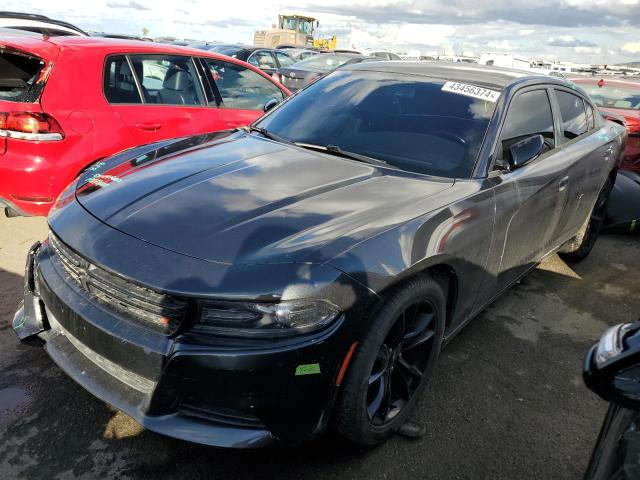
[333,274,446,445]
[560,178,612,263]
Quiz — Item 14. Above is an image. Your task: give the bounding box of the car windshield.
[256,70,498,178]
[291,54,358,71]
[579,83,640,111]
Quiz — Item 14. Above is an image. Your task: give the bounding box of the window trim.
[489,86,559,173]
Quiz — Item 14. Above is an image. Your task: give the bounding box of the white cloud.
[574,46,601,54]
[622,41,640,53]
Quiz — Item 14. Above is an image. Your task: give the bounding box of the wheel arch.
[373,260,460,333]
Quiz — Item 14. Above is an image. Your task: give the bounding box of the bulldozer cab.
[254,14,323,49]
[278,15,316,36]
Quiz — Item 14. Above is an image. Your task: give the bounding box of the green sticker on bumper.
[295,363,321,376]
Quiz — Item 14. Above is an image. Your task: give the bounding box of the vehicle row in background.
[571,77,640,232]
[0,34,290,217]
[275,53,382,91]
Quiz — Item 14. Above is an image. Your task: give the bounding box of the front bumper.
[14,242,354,448]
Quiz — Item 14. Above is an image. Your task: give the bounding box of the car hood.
[74,131,453,265]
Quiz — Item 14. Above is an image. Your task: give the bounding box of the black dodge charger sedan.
[14,63,626,448]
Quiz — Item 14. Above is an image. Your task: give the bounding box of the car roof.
[342,61,550,90]
[0,34,240,59]
[0,11,88,35]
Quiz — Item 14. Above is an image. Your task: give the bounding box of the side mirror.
[263,98,279,112]
[584,322,640,409]
[508,134,545,170]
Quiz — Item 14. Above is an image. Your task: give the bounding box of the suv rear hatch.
[0,37,61,153]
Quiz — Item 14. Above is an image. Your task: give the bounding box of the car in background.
[0,11,87,36]
[583,321,640,479]
[367,50,403,60]
[284,48,320,62]
[571,77,639,172]
[14,63,625,449]
[571,77,640,232]
[206,44,295,76]
[275,53,380,91]
[0,34,289,217]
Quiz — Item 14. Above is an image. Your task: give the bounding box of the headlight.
[193,299,341,338]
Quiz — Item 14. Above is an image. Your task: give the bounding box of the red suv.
[0,35,290,216]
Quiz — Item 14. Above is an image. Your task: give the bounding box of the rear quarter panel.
[39,46,136,193]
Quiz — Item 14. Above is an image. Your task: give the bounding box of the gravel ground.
[1,214,639,480]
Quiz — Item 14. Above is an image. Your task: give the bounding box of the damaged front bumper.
[13,241,349,448]
[12,241,46,341]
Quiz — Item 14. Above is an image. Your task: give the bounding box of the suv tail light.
[0,112,64,141]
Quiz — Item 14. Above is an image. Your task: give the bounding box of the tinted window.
[203,59,284,110]
[556,90,588,140]
[209,46,245,58]
[500,89,555,160]
[129,55,204,106]
[275,51,295,67]
[248,51,276,69]
[257,70,498,178]
[104,56,142,104]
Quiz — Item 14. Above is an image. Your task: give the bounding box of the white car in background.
[0,11,87,36]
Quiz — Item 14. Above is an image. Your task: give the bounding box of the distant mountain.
[616,62,640,68]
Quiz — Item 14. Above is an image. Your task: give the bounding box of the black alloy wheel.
[367,301,437,425]
[333,275,445,445]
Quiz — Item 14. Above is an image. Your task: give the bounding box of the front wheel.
[333,275,446,445]
[560,178,612,262]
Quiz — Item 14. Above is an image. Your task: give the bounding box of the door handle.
[559,175,569,191]
[135,123,162,131]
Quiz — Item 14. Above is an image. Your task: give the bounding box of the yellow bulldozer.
[253,14,336,50]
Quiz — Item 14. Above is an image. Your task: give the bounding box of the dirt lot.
[1,213,639,480]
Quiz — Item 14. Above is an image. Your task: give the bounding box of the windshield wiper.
[245,126,295,145]
[294,143,389,167]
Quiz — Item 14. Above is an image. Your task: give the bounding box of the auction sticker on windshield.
[442,81,500,102]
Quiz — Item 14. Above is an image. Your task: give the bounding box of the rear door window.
[500,89,556,162]
[104,56,142,104]
[555,90,588,140]
[129,55,205,106]
[0,50,45,102]
[202,59,284,110]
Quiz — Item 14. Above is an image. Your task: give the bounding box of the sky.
[6,0,640,64]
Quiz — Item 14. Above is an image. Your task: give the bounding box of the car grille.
[48,232,188,334]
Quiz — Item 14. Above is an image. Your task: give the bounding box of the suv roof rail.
[0,11,88,36]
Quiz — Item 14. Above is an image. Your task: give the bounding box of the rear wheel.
[560,179,612,262]
[333,275,445,445]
